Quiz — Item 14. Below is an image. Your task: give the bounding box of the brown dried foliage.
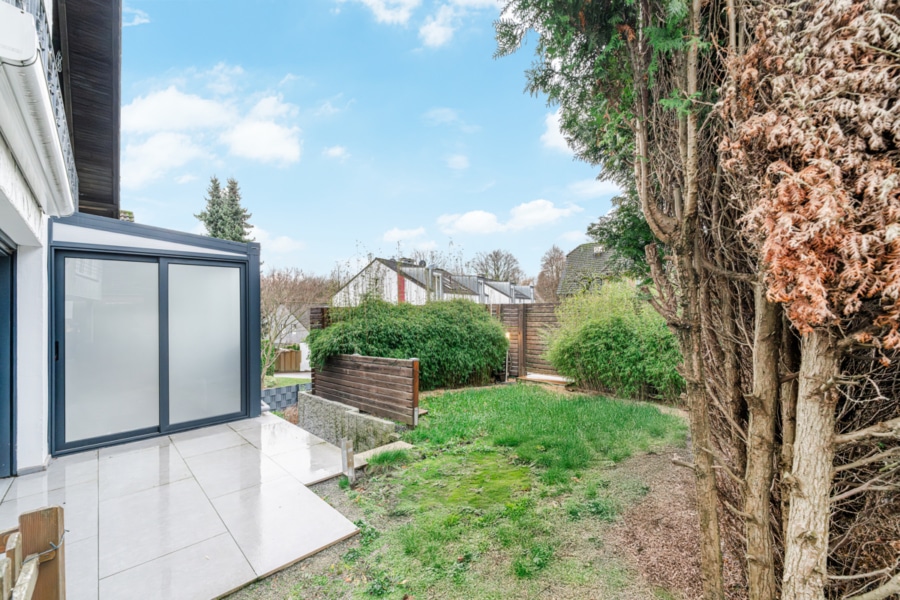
[721,0,900,348]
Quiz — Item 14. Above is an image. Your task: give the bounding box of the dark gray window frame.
[0,234,15,477]
[49,214,261,455]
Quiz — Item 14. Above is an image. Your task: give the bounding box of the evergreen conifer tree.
[195,176,253,242]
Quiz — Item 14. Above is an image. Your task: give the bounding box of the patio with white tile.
[0,413,358,600]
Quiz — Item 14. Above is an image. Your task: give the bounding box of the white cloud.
[176,174,198,184]
[221,120,301,164]
[560,230,589,243]
[123,7,150,27]
[423,107,478,132]
[424,107,461,125]
[339,0,421,24]
[204,63,244,95]
[122,77,303,189]
[438,199,582,234]
[420,5,456,47]
[541,109,571,153]
[438,210,503,234]
[122,133,206,189]
[123,87,236,134]
[249,95,297,120]
[250,226,306,255]
[323,145,350,160]
[383,226,426,242]
[568,179,623,198]
[446,154,469,170]
[508,199,582,229]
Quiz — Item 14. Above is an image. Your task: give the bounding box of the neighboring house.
[332,258,534,307]
[273,309,310,372]
[0,1,261,476]
[557,243,624,297]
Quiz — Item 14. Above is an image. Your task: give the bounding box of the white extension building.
[0,0,261,476]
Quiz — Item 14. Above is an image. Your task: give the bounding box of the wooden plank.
[314,374,414,405]
[327,359,413,378]
[19,507,64,600]
[332,354,416,368]
[412,359,420,428]
[11,556,37,600]
[316,369,413,397]
[0,556,10,600]
[314,380,414,411]
[316,387,414,424]
[317,364,415,388]
[517,305,526,379]
[6,532,22,582]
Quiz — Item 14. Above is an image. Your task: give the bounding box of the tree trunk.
[679,253,725,600]
[780,316,800,537]
[782,329,839,600]
[745,287,779,600]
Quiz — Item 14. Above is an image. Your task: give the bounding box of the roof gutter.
[0,3,76,218]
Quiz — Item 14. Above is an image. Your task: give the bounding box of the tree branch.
[834,417,900,446]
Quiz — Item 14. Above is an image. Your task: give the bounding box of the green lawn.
[287,384,688,600]
[264,376,311,389]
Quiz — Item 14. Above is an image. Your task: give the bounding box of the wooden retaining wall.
[312,354,419,426]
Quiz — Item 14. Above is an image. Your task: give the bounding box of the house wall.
[485,285,512,305]
[333,262,429,306]
[0,129,53,473]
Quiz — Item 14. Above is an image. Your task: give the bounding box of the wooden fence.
[309,303,562,380]
[274,349,302,373]
[488,303,560,378]
[312,354,419,426]
[0,506,65,599]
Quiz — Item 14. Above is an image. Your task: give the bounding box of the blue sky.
[120,0,620,277]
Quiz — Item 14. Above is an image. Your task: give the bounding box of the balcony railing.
[3,0,79,204]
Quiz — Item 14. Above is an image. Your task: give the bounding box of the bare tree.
[535,245,566,303]
[467,249,525,283]
[260,268,336,386]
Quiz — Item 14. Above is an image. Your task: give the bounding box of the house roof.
[378,259,476,296]
[557,243,625,296]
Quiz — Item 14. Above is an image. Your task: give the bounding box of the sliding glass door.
[168,264,243,425]
[54,253,247,452]
[62,257,160,444]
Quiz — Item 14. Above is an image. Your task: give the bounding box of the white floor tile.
[0,480,98,543]
[98,478,225,578]
[269,443,343,485]
[212,477,358,577]
[5,450,98,501]
[99,444,192,501]
[98,533,255,600]
[169,425,248,459]
[67,535,99,600]
[185,443,291,499]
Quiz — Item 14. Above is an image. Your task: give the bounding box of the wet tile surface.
[0,417,356,599]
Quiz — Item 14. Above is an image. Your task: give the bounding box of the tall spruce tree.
[223,178,253,243]
[195,176,253,243]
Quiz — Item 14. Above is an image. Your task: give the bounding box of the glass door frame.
[0,238,14,477]
[52,250,251,455]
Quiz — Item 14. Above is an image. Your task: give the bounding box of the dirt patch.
[607,447,702,599]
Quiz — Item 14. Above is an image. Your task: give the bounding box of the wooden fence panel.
[274,350,302,373]
[313,354,419,426]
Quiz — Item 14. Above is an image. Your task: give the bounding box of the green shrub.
[307,298,508,390]
[547,282,684,401]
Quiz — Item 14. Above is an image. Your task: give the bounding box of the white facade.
[332,258,535,307]
[332,260,431,307]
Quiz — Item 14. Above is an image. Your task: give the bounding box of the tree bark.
[780,315,799,536]
[782,329,839,600]
[678,251,725,600]
[745,287,779,600]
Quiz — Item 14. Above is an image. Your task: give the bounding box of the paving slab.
[0,417,358,599]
